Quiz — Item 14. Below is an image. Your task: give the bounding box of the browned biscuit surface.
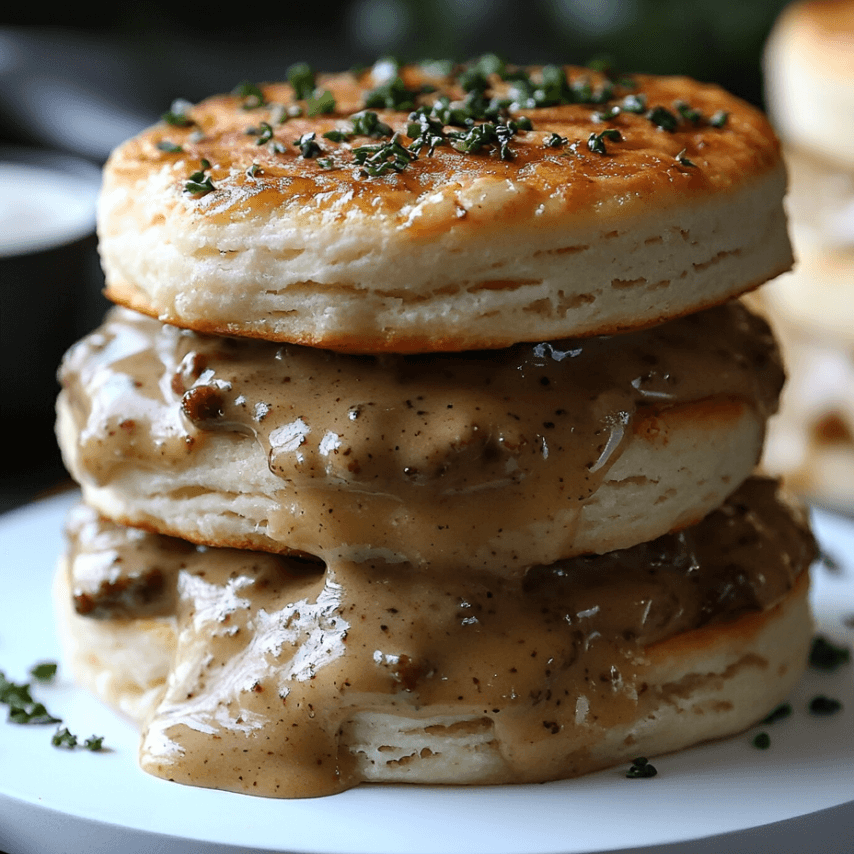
[98,62,791,350]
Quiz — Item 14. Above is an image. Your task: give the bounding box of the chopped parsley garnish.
[587,128,622,154]
[407,112,448,155]
[84,735,105,751]
[468,92,504,124]
[424,95,473,127]
[156,140,183,153]
[413,88,527,129]
[510,65,560,109]
[448,121,522,160]
[287,62,316,100]
[184,159,216,195]
[625,756,657,778]
[162,98,194,127]
[418,58,456,78]
[466,53,506,79]
[10,702,61,725]
[809,635,851,671]
[592,105,621,122]
[673,100,703,124]
[353,133,417,176]
[809,695,843,715]
[52,726,78,748]
[246,162,262,178]
[646,106,679,132]
[460,89,496,120]
[1,672,34,709]
[270,103,303,124]
[364,75,422,112]
[307,89,336,117]
[250,121,274,145]
[457,67,491,95]
[621,93,647,114]
[350,111,393,138]
[30,662,57,682]
[752,732,771,749]
[53,727,105,750]
[762,702,792,725]
[232,81,265,109]
[544,132,569,148]
[570,73,613,105]
[3,664,105,750]
[257,57,733,181]
[293,132,322,159]
[817,549,842,573]
[508,65,611,109]
[635,101,729,133]
[406,111,444,139]
[1,670,60,724]
[586,56,615,75]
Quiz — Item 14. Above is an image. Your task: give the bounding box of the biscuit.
[759,248,854,347]
[55,477,816,796]
[747,290,854,509]
[759,2,854,506]
[98,63,792,351]
[764,0,854,169]
[56,301,783,572]
[773,144,854,268]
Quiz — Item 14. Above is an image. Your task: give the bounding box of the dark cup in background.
[0,146,108,510]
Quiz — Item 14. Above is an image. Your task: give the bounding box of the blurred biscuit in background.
[758,0,854,511]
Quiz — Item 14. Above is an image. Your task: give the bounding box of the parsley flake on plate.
[809,636,851,671]
[626,756,657,778]
[752,732,771,750]
[809,695,843,715]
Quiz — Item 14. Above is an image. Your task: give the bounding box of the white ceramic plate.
[0,491,852,854]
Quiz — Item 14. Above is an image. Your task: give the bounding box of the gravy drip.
[59,302,783,571]
[65,478,815,797]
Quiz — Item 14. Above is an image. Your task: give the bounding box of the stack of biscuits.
[756,0,854,509]
[55,60,817,798]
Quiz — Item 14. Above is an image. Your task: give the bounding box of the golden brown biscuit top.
[105,61,782,234]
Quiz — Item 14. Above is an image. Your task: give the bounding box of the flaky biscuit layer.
[99,64,791,351]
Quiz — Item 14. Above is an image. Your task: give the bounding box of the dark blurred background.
[0,0,793,511]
